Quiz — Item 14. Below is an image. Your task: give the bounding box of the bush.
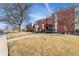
[75,30,79,33]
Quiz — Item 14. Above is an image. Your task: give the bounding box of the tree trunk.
[18,17,22,32]
[19,27,22,32]
[18,24,22,32]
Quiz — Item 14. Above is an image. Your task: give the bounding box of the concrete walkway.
[7,33,65,43]
[0,34,8,56]
[7,34,39,43]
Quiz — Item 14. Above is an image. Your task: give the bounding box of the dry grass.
[8,34,79,56]
[6,31,33,39]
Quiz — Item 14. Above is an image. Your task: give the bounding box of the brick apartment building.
[26,6,79,33]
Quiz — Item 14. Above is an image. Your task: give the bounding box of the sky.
[0,3,77,29]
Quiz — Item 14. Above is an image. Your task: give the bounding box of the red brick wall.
[57,7,75,33]
[33,24,36,31]
[38,20,43,30]
[47,16,54,26]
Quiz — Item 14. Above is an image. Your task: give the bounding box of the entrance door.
[46,24,52,33]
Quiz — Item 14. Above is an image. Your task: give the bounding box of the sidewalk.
[7,34,38,43]
[0,34,8,56]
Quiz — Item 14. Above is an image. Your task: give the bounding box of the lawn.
[8,34,79,56]
[6,31,33,39]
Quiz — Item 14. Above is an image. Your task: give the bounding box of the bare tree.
[1,3,31,32]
